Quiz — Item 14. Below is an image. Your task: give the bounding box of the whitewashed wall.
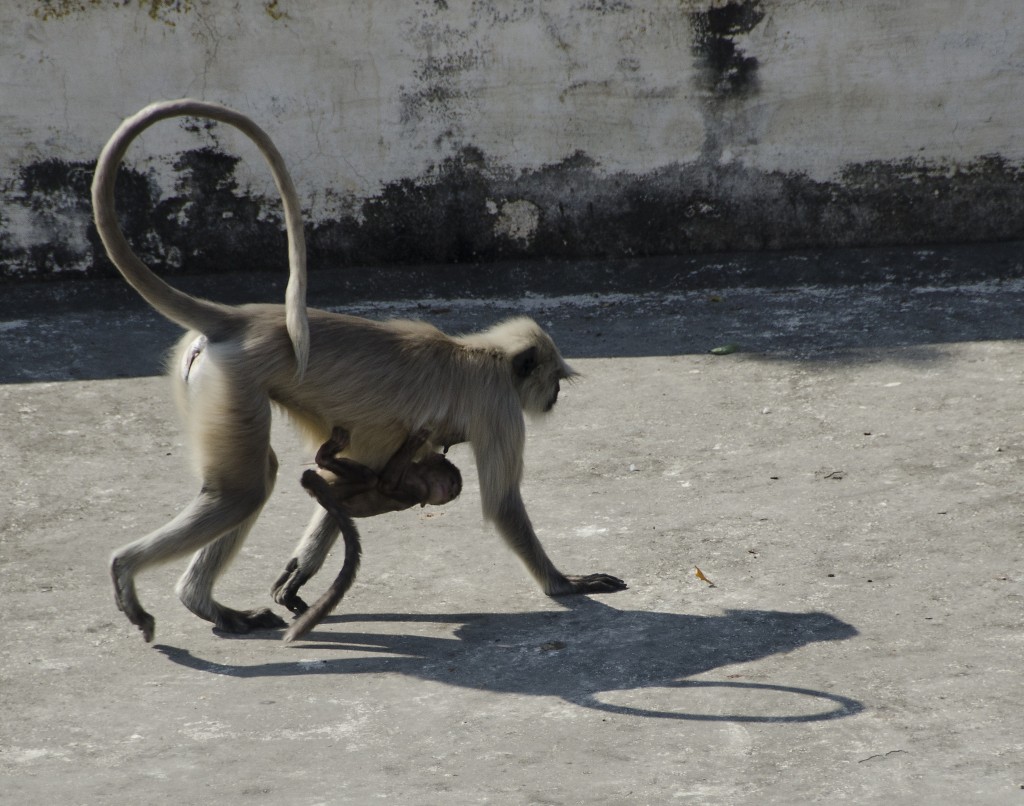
[2,0,1023,280]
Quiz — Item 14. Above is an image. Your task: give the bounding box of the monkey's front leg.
[491,489,628,596]
[111,558,155,642]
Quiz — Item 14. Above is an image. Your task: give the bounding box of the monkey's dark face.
[511,339,577,416]
[533,362,577,415]
[544,380,561,412]
[466,316,576,416]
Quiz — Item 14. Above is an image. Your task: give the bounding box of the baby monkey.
[282,427,461,642]
[302,426,462,518]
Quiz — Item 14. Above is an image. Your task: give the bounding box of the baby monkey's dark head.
[420,453,463,506]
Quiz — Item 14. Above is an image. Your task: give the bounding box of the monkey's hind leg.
[175,515,287,636]
[173,447,286,636]
[110,474,281,642]
[487,488,628,598]
[283,471,363,642]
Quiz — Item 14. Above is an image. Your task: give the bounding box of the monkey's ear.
[512,346,539,378]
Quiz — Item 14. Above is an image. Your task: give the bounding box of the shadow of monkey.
[157,598,862,722]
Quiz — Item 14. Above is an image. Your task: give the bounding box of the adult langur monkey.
[91,99,626,643]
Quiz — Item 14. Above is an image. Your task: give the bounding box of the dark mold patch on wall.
[3,147,1023,282]
[16,158,101,277]
[306,150,1024,267]
[149,147,291,274]
[690,0,765,99]
[1,150,293,281]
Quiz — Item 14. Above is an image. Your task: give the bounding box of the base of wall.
[4,149,1023,283]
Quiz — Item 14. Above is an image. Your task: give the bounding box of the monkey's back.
[223,304,509,467]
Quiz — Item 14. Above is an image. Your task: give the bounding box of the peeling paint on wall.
[492,199,541,244]
[3,1,1024,281]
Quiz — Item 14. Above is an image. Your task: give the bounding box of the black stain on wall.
[323,145,497,265]
[690,0,765,99]
[317,150,1024,267]
[149,147,289,274]
[689,0,766,163]
[17,158,103,277]
[2,149,296,281]
[4,148,1024,282]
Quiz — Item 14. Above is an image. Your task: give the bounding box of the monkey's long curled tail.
[91,99,309,377]
[284,472,364,642]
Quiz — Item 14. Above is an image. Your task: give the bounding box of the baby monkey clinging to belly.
[282,427,462,641]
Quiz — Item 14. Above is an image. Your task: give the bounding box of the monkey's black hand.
[561,574,629,594]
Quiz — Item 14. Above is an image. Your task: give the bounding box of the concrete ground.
[1,245,1023,804]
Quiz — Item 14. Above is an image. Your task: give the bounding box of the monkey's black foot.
[214,606,288,634]
[271,558,311,615]
[559,574,629,595]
